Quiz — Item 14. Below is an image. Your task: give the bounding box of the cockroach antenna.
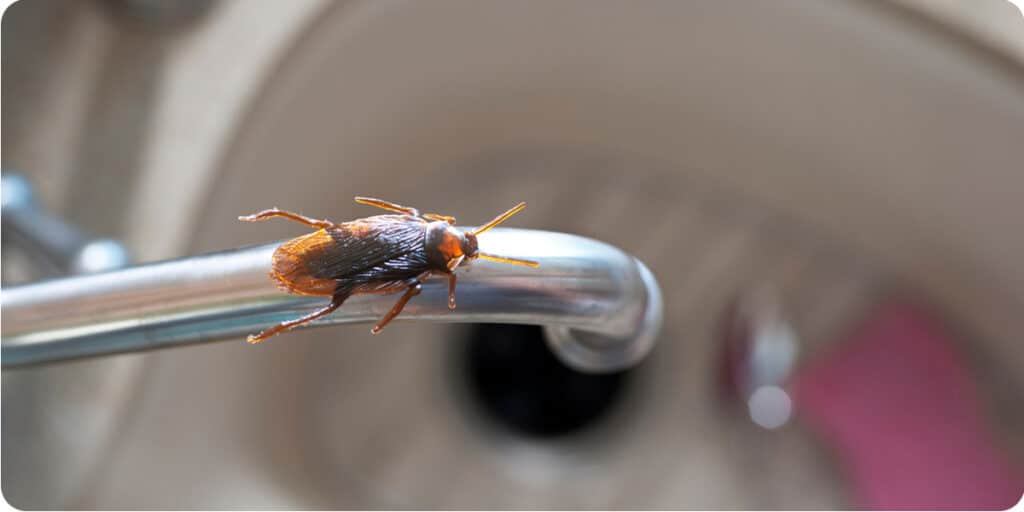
[470,202,539,268]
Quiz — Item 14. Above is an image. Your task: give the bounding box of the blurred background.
[2,0,1023,508]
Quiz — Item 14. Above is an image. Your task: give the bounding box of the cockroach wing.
[271,215,429,295]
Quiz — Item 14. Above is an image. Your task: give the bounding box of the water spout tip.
[544,259,663,373]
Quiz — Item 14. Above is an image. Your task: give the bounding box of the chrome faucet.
[2,226,662,373]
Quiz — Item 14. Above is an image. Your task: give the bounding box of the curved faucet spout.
[1,228,662,373]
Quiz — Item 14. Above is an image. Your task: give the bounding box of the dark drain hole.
[459,324,632,439]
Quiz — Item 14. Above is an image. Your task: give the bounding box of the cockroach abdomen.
[270,230,338,296]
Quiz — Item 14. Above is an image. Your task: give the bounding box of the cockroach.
[238,197,538,343]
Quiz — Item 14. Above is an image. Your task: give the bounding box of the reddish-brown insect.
[239,197,538,343]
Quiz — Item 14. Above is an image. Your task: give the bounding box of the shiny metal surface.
[1,172,141,509]
[721,286,800,430]
[1,173,132,276]
[1,228,662,373]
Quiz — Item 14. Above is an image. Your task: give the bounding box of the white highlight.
[747,385,793,430]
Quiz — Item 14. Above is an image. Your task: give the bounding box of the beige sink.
[3,0,1022,508]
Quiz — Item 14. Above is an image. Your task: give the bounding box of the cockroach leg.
[371,281,422,334]
[247,291,350,343]
[447,273,457,310]
[354,196,420,217]
[445,254,465,272]
[423,213,456,225]
[238,208,334,229]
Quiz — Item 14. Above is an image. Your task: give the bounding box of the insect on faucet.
[239,197,539,342]
[2,202,661,373]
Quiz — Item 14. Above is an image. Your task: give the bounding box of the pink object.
[791,301,1023,510]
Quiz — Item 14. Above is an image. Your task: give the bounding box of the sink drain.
[459,324,632,439]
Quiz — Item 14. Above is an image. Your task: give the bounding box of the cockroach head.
[426,202,539,272]
[462,231,479,259]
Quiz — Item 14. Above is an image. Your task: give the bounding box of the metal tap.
[2,228,662,373]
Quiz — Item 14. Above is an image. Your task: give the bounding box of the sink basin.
[3,0,1022,508]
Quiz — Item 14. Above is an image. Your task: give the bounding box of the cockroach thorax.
[425,221,475,270]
